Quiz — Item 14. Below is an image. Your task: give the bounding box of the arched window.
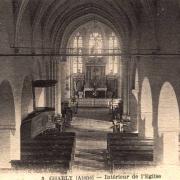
[89,32,103,56]
[109,33,118,74]
[72,32,83,73]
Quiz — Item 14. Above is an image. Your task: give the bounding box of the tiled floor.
[67,108,112,172]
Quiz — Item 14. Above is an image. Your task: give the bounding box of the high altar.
[72,57,118,99]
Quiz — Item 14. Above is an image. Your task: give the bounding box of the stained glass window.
[72,33,83,73]
[109,33,118,74]
[89,32,103,56]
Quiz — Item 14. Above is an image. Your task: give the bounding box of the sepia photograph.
[0,0,180,179]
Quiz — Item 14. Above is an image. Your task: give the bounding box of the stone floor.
[67,108,112,172]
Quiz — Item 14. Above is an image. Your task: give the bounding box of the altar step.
[78,98,111,108]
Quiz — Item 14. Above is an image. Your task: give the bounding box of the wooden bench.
[107,133,154,171]
[21,140,74,147]
[21,153,73,161]
[108,145,153,151]
[34,135,75,140]
[37,131,75,137]
[21,145,73,151]
[11,160,71,173]
[12,132,76,172]
[107,133,139,138]
[107,138,153,151]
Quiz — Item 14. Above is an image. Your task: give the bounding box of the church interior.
[0,0,180,174]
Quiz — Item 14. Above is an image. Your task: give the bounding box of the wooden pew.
[21,145,73,151]
[107,132,139,138]
[11,160,71,173]
[12,132,76,172]
[107,133,154,171]
[107,133,153,151]
[38,131,75,137]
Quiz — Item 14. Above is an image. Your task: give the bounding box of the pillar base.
[154,131,179,166]
[0,129,11,168]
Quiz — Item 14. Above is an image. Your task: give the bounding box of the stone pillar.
[67,60,71,99]
[55,60,62,115]
[121,57,130,115]
[54,60,57,107]
[61,62,66,102]
[45,59,51,107]
[154,131,179,165]
[129,92,138,132]
[0,128,11,168]
[163,132,179,165]
[51,59,55,108]
[10,98,21,168]
[10,127,20,160]
[49,59,53,107]
[118,59,123,98]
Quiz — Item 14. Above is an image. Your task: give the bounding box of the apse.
[65,20,121,100]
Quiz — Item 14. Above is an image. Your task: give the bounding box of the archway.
[140,77,153,138]
[157,82,179,165]
[66,20,121,100]
[0,80,15,168]
[21,76,34,120]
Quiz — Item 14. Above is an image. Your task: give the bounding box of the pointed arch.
[0,80,15,168]
[141,77,153,138]
[0,80,15,127]
[157,82,180,165]
[158,82,179,132]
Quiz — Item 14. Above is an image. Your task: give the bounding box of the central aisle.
[67,108,112,172]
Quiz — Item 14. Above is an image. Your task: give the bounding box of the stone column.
[118,58,123,98]
[0,128,11,168]
[10,124,21,165]
[49,59,53,107]
[45,58,51,107]
[66,59,71,99]
[10,101,21,161]
[121,56,130,115]
[51,59,55,108]
[55,60,62,115]
[154,131,179,165]
[61,62,66,102]
[0,94,20,168]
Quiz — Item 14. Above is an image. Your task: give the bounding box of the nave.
[11,108,113,173]
[69,108,154,172]
[1,1,180,178]
[10,107,156,173]
[68,108,112,172]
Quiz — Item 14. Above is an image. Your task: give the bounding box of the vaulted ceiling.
[15,0,172,50]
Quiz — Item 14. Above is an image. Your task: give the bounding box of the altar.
[71,57,118,99]
[96,87,107,98]
[84,88,94,98]
[84,87,107,98]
